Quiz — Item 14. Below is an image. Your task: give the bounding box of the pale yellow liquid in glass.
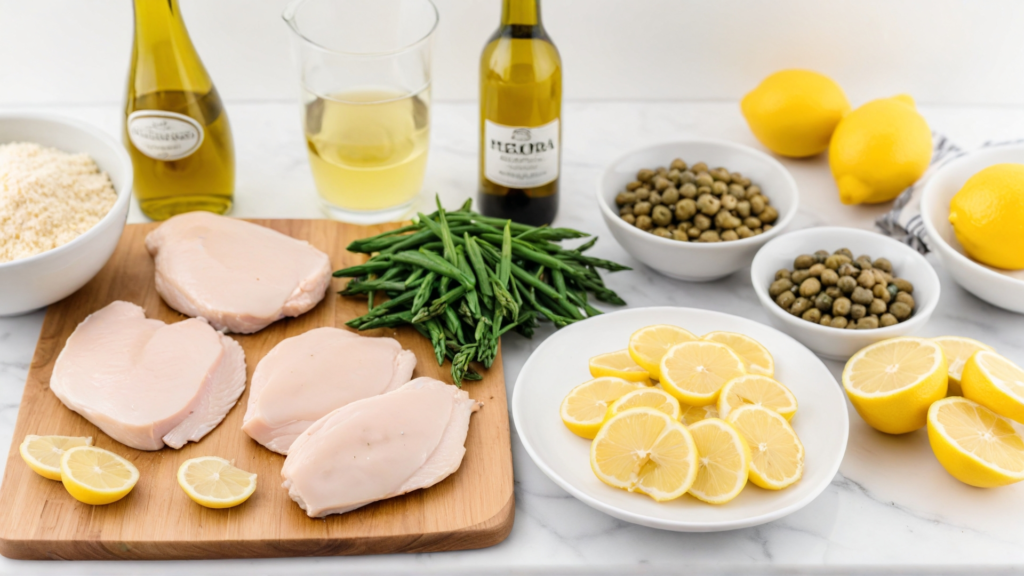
[304,87,430,212]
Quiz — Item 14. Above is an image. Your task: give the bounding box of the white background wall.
[2,0,1024,107]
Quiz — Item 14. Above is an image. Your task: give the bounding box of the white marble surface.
[3,101,1024,575]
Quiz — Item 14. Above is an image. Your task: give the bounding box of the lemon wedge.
[717,374,798,421]
[60,446,139,505]
[20,435,93,481]
[687,418,751,504]
[560,377,643,439]
[679,403,719,426]
[727,405,804,490]
[177,456,257,509]
[842,337,947,434]
[961,350,1024,424]
[928,396,1024,488]
[701,331,775,376]
[607,387,681,421]
[932,336,994,396]
[589,349,651,383]
[628,325,697,381]
[659,341,747,406]
[591,407,698,501]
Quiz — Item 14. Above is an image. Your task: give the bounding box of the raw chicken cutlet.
[242,327,416,454]
[281,377,482,517]
[50,300,246,451]
[145,212,332,334]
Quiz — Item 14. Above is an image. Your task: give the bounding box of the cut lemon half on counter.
[591,407,698,501]
[628,325,697,380]
[659,341,746,406]
[589,349,652,383]
[178,456,257,509]
[932,336,994,396]
[20,435,93,481]
[60,446,139,505]
[607,387,681,421]
[961,350,1024,424]
[842,337,947,434]
[679,403,719,426]
[560,377,643,439]
[702,331,775,376]
[687,418,751,504]
[717,374,798,421]
[727,405,804,490]
[927,396,1024,488]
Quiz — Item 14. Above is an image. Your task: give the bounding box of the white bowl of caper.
[597,139,799,281]
[751,226,940,361]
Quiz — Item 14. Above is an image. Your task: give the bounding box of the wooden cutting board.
[0,220,514,560]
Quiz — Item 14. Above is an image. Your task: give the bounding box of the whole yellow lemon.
[949,163,1024,270]
[829,95,932,205]
[741,70,850,158]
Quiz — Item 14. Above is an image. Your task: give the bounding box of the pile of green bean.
[335,198,630,384]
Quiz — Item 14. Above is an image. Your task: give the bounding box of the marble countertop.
[3,100,1024,575]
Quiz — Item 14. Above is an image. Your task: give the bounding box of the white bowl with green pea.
[597,139,799,282]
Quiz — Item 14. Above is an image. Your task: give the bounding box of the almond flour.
[0,142,117,263]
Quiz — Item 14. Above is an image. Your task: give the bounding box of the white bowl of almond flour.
[0,113,133,316]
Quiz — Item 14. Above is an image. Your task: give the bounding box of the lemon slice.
[687,418,751,504]
[961,350,1024,424]
[591,407,698,501]
[933,336,994,396]
[628,325,698,380]
[589,349,652,383]
[19,435,93,481]
[177,456,257,509]
[679,403,719,426]
[60,446,139,505]
[928,396,1024,487]
[560,377,643,439]
[607,387,681,420]
[842,337,947,434]
[659,341,747,406]
[726,405,804,490]
[717,374,798,421]
[701,331,775,376]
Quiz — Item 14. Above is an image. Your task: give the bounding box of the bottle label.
[484,119,559,189]
[127,110,205,161]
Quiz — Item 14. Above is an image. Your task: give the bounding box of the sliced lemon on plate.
[701,331,775,376]
[20,434,93,481]
[589,349,651,383]
[932,336,994,396]
[607,387,681,420]
[842,337,947,434]
[628,325,697,380]
[178,456,257,509]
[560,377,643,439]
[727,405,804,490]
[659,341,746,406]
[717,374,798,421]
[961,350,1024,423]
[679,403,719,426]
[687,418,751,504]
[591,407,698,501]
[60,446,139,505]
[928,396,1024,488]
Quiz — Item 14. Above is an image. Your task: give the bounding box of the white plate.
[511,306,849,532]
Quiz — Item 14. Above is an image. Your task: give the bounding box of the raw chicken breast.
[145,212,332,334]
[242,327,416,454]
[281,377,482,517]
[50,301,246,451]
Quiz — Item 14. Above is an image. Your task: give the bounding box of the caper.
[626,181,642,191]
[750,195,767,215]
[789,297,813,316]
[857,270,876,288]
[728,184,746,198]
[649,191,662,205]
[857,315,879,329]
[872,258,892,273]
[736,225,754,239]
[680,171,697,185]
[635,215,653,230]
[850,303,866,320]
[776,291,796,309]
[837,276,857,294]
[720,193,738,211]
[712,167,732,182]
[831,316,849,329]
[813,250,830,263]
[821,269,839,287]
[687,226,700,238]
[691,161,708,173]
[869,298,888,315]
[615,191,636,205]
[721,230,739,241]
[799,277,822,297]
[832,297,852,316]
[895,291,915,309]
[637,168,654,182]
[834,248,853,259]
[855,255,873,269]
[670,158,688,171]
[679,183,698,199]
[667,169,681,183]
[652,227,672,239]
[715,210,742,229]
[815,292,833,312]
[838,263,859,277]
[653,176,671,191]
[693,213,712,231]
[672,229,688,241]
[652,205,673,227]
[675,198,697,221]
[824,255,843,270]
[695,173,714,187]
[736,200,751,218]
[635,188,651,201]
[880,313,898,327]
[873,269,890,285]
[711,181,729,195]
[802,308,822,323]
[894,278,914,294]
[791,269,811,284]
[620,204,633,216]
[621,213,636,225]
[696,194,721,216]
[825,286,843,299]
[747,184,762,196]
[851,286,874,305]
[808,263,826,277]
[698,230,721,242]
[744,216,763,229]
[820,314,833,326]
[633,201,652,216]
[661,187,680,204]
[696,186,712,197]
[887,283,899,299]
[759,205,779,224]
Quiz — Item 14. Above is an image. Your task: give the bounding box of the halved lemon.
[591,407,698,501]
[589,349,652,383]
[928,396,1024,488]
[628,325,698,380]
[607,387,681,421]
[842,337,947,434]
[679,403,719,426]
[20,435,93,481]
[560,377,644,439]
[727,405,804,490]
[178,456,257,509]
[659,341,747,406]
[961,350,1024,424]
[60,446,139,505]
[717,374,798,421]
[687,418,751,504]
[933,336,994,396]
[702,331,775,376]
